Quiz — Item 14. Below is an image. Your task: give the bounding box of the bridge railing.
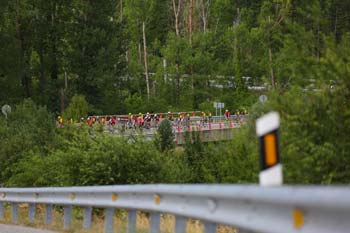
[1,184,350,233]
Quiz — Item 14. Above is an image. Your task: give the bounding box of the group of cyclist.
[127,112,160,129]
[56,109,248,129]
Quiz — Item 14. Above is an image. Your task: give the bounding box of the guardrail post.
[150,212,160,233]
[12,203,18,223]
[174,215,186,233]
[28,203,36,222]
[0,202,4,218]
[83,206,92,229]
[204,221,217,233]
[45,204,53,225]
[64,205,72,229]
[236,229,255,233]
[104,207,114,233]
[127,210,137,233]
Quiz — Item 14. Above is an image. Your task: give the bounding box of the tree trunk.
[172,0,182,36]
[200,0,209,32]
[38,44,46,95]
[15,0,30,97]
[334,6,338,41]
[50,1,58,80]
[60,88,65,113]
[138,42,142,65]
[268,16,276,89]
[189,0,193,45]
[143,21,150,100]
[269,47,276,89]
[176,63,180,105]
[317,23,320,61]
[120,0,123,21]
[187,0,195,106]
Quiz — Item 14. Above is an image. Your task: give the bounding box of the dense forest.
[1,0,349,113]
[1,0,350,187]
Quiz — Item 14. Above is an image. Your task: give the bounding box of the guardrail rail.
[1,184,350,233]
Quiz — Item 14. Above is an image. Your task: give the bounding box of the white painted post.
[256,112,282,186]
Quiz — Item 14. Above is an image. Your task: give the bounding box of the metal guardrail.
[1,184,350,233]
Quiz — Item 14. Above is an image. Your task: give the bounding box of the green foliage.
[7,125,178,186]
[0,99,55,185]
[1,0,350,114]
[250,85,350,183]
[155,119,174,152]
[124,93,144,114]
[183,128,259,183]
[63,95,89,121]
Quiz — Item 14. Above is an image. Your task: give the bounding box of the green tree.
[155,119,175,152]
[62,95,89,121]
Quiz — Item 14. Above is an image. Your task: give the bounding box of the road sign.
[213,102,225,116]
[1,104,11,119]
[214,102,224,108]
[259,95,268,103]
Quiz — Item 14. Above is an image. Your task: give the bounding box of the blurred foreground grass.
[0,204,236,233]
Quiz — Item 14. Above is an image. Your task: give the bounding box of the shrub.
[63,95,89,121]
[155,119,174,152]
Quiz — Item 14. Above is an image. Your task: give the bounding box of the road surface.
[0,224,56,233]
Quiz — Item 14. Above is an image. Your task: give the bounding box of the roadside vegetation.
[1,75,350,188]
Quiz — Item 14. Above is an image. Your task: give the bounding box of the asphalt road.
[0,224,57,233]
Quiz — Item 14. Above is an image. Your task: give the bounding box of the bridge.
[98,115,247,144]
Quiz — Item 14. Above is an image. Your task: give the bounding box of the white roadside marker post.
[256,112,282,186]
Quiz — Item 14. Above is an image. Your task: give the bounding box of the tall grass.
[0,204,236,233]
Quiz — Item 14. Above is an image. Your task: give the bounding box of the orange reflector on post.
[154,195,161,204]
[293,208,304,229]
[264,133,277,166]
